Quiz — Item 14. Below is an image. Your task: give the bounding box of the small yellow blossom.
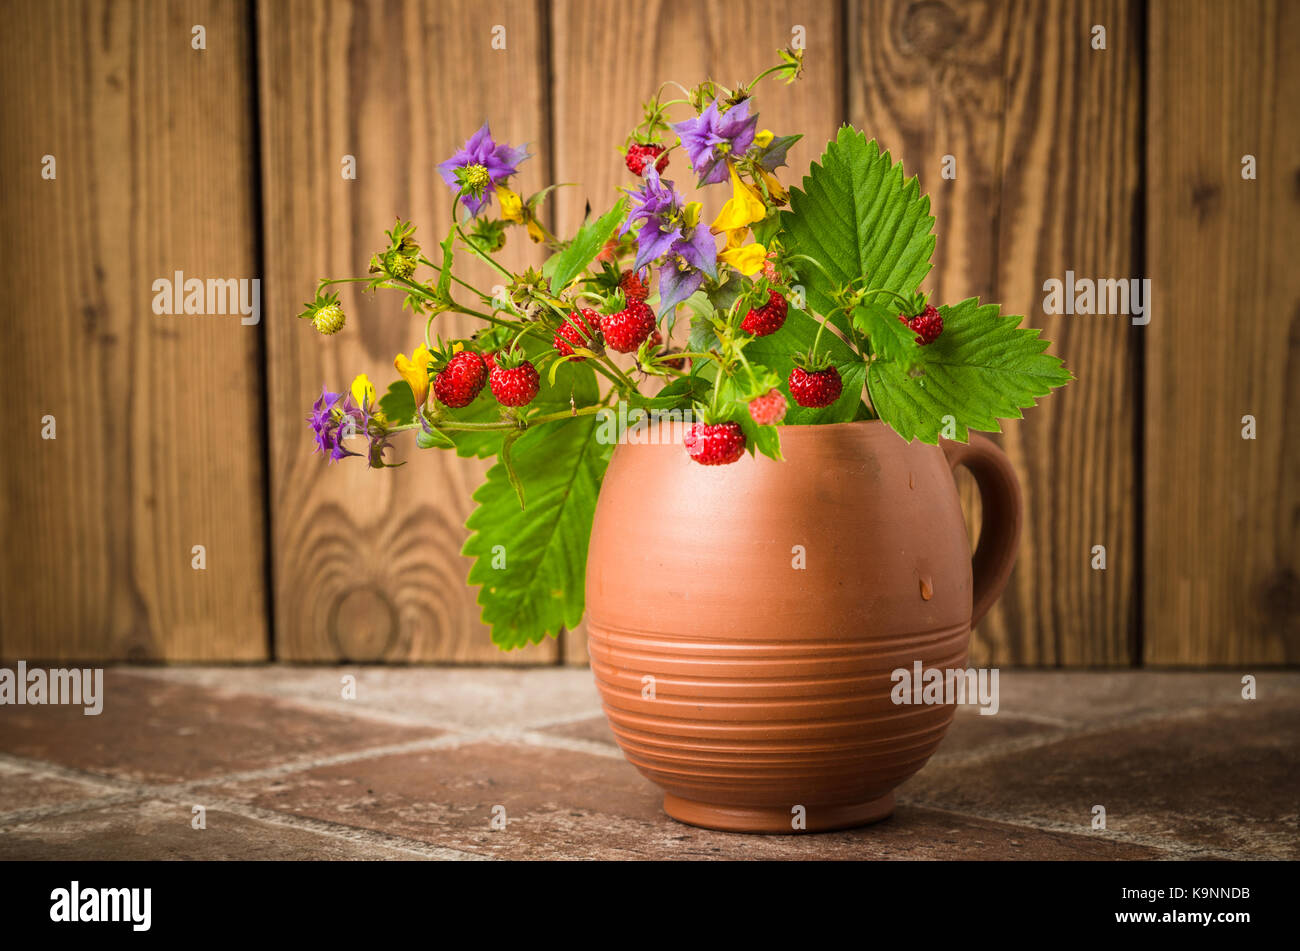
[754,129,774,149]
[757,167,789,205]
[718,229,767,276]
[393,344,433,407]
[710,163,767,235]
[496,185,524,223]
[351,373,376,407]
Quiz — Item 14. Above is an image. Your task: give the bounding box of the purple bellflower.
[672,98,759,186]
[621,169,717,313]
[437,123,531,217]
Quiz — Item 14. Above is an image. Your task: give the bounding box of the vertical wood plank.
[550,0,846,663]
[1145,0,1300,664]
[849,0,1142,666]
[0,0,268,661]
[259,0,557,661]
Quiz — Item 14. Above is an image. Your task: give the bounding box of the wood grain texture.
[258,0,557,662]
[549,0,845,663]
[1144,0,1300,664]
[0,0,268,661]
[849,0,1142,666]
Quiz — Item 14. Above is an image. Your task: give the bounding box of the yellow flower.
[525,218,547,243]
[718,230,767,276]
[496,185,524,224]
[757,167,789,205]
[754,129,774,149]
[393,344,433,407]
[710,163,767,235]
[351,373,376,407]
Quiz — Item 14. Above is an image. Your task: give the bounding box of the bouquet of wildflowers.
[298,50,1070,649]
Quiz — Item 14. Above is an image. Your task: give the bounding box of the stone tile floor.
[0,667,1295,860]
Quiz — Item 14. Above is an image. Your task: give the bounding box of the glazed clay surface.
[585,420,1020,833]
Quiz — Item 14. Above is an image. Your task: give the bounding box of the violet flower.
[672,99,759,186]
[620,169,717,313]
[308,387,362,464]
[437,123,531,217]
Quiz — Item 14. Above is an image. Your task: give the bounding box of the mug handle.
[941,433,1023,628]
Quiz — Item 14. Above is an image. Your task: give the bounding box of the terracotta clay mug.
[585,420,1022,833]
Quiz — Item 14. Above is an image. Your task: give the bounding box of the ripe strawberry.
[601,300,656,353]
[554,308,603,359]
[433,351,487,408]
[741,290,788,337]
[619,270,650,302]
[626,143,669,176]
[748,388,788,426]
[683,422,746,466]
[489,360,540,407]
[483,350,499,370]
[788,365,843,408]
[899,304,944,345]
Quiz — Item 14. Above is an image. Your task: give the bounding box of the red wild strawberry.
[554,308,603,359]
[748,388,788,426]
[625,143,669,176]
[601,300,656,353]
[619,270,650,302]
[482,350,499,370]
[788,365,843,408]
[683,422,746,466]
[899,304,944,345]
[741,290,788,337]
[433,351,487,408]
[489,361,540,407]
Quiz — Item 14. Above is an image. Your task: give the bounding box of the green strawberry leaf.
[546,198,627,294]
[378,381,416,426]
[462,413,611,650]
[781,126,935,357]
[867,297,1073,444]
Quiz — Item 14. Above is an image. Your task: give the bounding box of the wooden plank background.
[0,0,1295,667]
[1145,0,1300,665]
[0,0,268,662]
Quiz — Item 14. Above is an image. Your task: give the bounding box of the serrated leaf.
[462,414,611,650]
[546,199,626,294]
[377,381,417,426]
[867,298,1073,444]
[781,127,935,357]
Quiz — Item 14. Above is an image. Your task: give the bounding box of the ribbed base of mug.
[662,792,895,834]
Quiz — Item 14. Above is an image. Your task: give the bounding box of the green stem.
[746,63,789,90]
[418,403,606,433]
[416,256,491,299]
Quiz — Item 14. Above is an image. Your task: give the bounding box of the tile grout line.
[896,797,1272,862]
[925,701,1245,770]
[109,667,607,735]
